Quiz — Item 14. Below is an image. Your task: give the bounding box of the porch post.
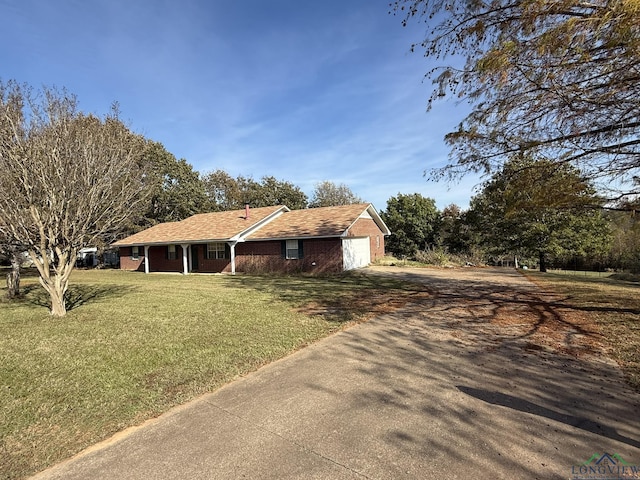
[181,244,189,274]
[144,245,149,274]
[229,242,236,275]
[188,246,193,272]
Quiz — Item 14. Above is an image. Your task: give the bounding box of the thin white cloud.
[4,0,477,210]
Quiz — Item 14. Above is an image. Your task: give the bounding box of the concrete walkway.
[32,267,640,479]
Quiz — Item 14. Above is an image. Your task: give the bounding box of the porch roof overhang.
[113,237,235,248]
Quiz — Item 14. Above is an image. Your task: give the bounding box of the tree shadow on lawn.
[20,283,135,312]
[235,272,430,323]
[238,268,633,361]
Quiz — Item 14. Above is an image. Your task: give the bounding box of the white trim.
[144,245,150,274]
[181,244,189,274]
[344,204,391,237]
[229,206,290,242]
[229,241,237,275]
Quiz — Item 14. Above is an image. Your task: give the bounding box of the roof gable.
[247,203,390,240]
[113,205,288,246]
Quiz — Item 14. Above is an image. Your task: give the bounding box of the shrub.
[414,248,451,266]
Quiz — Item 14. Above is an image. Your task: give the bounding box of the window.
[132,246,139,260]
[284,239,303,260]
[207,243,228,259]
[167,244,177,260]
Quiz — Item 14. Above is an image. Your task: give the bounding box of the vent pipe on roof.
[245,203,250,219]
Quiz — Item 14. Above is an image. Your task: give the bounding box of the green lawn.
[0,269,415,480]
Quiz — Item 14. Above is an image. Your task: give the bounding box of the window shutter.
[225,243,231,259]
[166,246,169,260]
[298,240,304,259]
[281,241,286,258]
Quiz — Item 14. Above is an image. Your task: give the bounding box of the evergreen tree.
[468,157,611,271]
[381,193,440,258]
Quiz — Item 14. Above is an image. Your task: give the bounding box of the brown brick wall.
[119,245,189,273]
[346,218,386,262]
[197,244,232,273]
[119,246,144,271]
[237,239,343,274]
[148,245,184,273]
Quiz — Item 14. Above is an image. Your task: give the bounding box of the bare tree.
[0,80,149,316]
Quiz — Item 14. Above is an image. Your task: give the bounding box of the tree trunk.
[29,246,76,317]
[40,273,70,317]
[6,251,20,298]
[539,250,547,273]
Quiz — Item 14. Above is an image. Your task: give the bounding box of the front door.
[191,245,199,271]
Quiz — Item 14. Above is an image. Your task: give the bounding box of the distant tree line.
[385,0,640,272]
[130,140,364,232]
[134,141,634,278]
[381,157,640,274]
[105,140,640,274]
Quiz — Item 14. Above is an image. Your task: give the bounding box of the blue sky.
[2,0,480,210]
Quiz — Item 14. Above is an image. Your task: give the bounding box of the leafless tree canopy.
[393,0,640,201]
[0,80,149,315]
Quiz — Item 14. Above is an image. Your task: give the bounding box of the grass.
[0,268,418,480]
[547,268,614,278]
[524,270,640,391]
[4,266,638,479]
[374,255,430,268]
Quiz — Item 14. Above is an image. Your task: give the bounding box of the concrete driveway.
[32,267,640,479]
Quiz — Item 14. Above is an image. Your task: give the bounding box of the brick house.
[112,203,390,274]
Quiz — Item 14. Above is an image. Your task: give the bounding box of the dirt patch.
[297,288,432,323]
[364,265,608,360]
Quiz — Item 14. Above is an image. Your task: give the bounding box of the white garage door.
[342,237,370,271]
